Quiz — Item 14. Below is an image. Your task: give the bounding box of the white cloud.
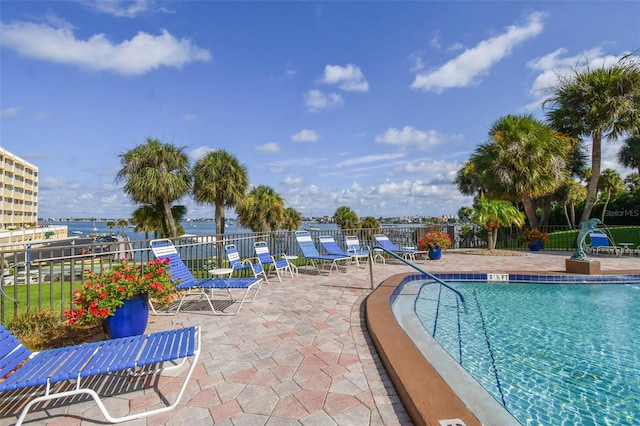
[305,89,343,112]
[183,114,196,121]
[375,126,444,150]
[82,0,172,18]
[524,47,633,110]
[321,64,369,92]
[0,107,21,118]
[257,142,280,153]
[292,129,320,142]
[0,22,211,75]
[190,146,214,161]
[336,152,406,167]
[270,167,284,174]
[398,159,460,177]
[411,11,544,93]
[283,176,304,186]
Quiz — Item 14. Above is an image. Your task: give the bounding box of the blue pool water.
[414,281,640,426]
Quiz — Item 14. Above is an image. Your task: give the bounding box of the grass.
[546,226,640,250]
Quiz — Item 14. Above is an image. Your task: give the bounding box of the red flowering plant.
[418,230,452,251]
[64,258,176,325]
[517,228,550,246]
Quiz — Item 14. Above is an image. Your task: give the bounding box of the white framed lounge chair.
[318,235,367,267]
[0,324,200,426]
[373,234,427,262]
[150,239,263,315]
[295,231,350,273]
[254,241,293,282]
[344,235,372,267]
[586,231,622,256]
[224,243,269,281]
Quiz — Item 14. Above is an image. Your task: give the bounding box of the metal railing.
[368,245,465,303]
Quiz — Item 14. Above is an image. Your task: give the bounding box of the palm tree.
[130,203,187,239]
[192,149,249,236]
[459,114,573,228]
[624,172,640,192]
[131,204,162,239]
[106,220,116,233]
[236,185,285,232]
[470,196,525,250]
[597,169,624,223]
[563,180,587,228]
[116,137,191,238]
[117,219,129,235]
[334,206,359,230]
[545,55,640,224]
[282,207,302,231]
[618,135,640,174]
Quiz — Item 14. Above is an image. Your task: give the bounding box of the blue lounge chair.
[586,231,622,256]
[225,244,269,281]
[254,241,293,282]
[295,231,350,272]
[318,235,367,267]
[0,324,200,425]
[150,239,263,315]
[345,235,373,266]
[374,234,427,262]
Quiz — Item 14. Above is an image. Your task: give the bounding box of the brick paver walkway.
[2,250,638,425]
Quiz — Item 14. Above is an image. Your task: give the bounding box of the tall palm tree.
[618,135,640,174]
[597,169,625,223]
[545,55,640,224]
[334,206,360,230]
[130,203,187,239]
[131,204,162,239]
[282,207,302,231]
[106,220,116,233]
[563,180,587,228]
[624,172,640,192]
[192,149,249,236]
[117,219,129,235]
[470,196,525,250]
[236,185,285,232]
[459,114,573,228]
[116,137,191,238]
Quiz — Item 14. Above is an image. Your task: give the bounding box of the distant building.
[0,147,39,230]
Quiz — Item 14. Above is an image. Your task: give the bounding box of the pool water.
[414,281,640,426]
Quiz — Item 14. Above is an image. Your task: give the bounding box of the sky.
[1,1,639,221]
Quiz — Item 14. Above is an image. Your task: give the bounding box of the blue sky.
[1,1,638,220]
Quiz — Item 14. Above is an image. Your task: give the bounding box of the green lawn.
[547,226,640,250]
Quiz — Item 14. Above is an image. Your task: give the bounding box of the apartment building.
[0,147,39,230]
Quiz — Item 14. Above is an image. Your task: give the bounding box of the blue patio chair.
[586,231,622,256]
[254,241,293,282]
[295,231,350,273]
[373,234,427,262]
[318,235,367,267]
[150,239,263,315]
[344,235,372,266]
[0,324,200,426]
[225,244,269,281]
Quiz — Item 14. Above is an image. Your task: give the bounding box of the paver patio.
[2,250,638,425]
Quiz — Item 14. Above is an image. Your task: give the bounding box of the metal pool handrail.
[370,245,465,304]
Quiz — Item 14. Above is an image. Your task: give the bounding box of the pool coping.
[365,271,640,426]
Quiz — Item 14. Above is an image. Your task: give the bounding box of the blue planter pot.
[428,246,442,260]
[528,240,543,251]
[102,293,149,339]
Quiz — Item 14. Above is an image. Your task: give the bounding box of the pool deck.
[3,250,638,426]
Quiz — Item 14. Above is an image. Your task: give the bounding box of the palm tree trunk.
[580,133,602,224]
[521,195,539,228]
[563,203,571,227]
[600,190,612,223]
[214,203,224,267]
[163,200,177,238]
[569,202,576,228]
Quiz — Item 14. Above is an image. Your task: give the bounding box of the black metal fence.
[2,224,633,323]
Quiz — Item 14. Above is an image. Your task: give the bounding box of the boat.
[71,231,83,235]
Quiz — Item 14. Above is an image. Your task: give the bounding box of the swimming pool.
[401,278,639,426]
